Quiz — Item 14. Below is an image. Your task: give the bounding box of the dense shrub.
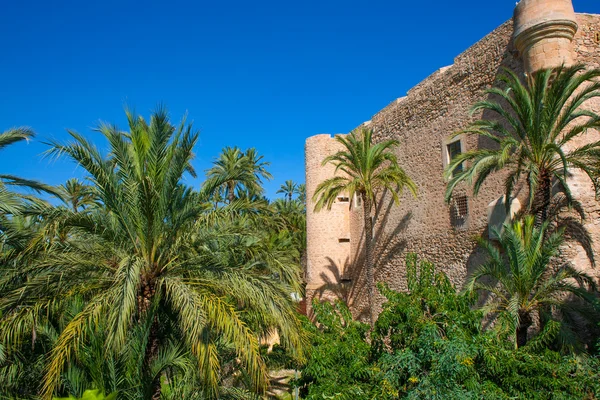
[297,254,600,399]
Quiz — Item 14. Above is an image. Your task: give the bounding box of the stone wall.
[344,20,522,318]
[305,10,600,320]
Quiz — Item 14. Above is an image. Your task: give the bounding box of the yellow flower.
[461,357,474,367]
[408,376,419,384]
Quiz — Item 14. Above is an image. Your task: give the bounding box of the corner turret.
[514,0,578,74]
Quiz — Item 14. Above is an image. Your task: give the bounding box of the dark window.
[447,140,463,176]
[595,32,600,43]
[337,196,350,203]
[338,238,350,243]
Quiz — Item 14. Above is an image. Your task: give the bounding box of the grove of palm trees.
[0,109,307,399]
[3,62,600,399]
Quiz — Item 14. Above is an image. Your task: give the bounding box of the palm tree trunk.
[516,311,532,348]
[145,317,162,400]
[362,194,375,326]
[532,168,552,225]
[228,182,235,203]
[138,279,162,400]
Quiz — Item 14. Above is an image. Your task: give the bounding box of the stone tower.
[513,0,578,73]
[304,134,352,315]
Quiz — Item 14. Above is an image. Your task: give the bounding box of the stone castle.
[304,0,600,319]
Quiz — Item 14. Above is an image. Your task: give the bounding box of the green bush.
[297,254,600,399]
[53,389,117,400]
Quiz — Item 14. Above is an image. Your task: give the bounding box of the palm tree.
[58,178,96,212]
[0,108,303,399]
[271,197,306,251]
[445,65,600,223]
[277,180,298,202]
[296,183,306,204]
[313,129,417,325]
[0,128,55,215]
[465,216,597,349]
[244,147,272,197]
[205,147,272,203]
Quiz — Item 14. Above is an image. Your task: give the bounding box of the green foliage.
[295,301,384,400]
[466,216,599,350]
[0,108,305,399]
[372,254,484,399]
[445,65,600,220]
[299,254,600,399]
[53,389,117,400]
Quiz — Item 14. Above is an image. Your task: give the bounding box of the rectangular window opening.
[338,238,351,243]
[446,140,463,177]
[337,196,350,203]
[450,194,469,229]
[595,32,600,43]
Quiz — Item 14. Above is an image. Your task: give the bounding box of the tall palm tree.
[277,180,298,202]
[0,128,55,215]
[244,147,272,197]
[465,216,597,349]
[205,147,272,204]
[444,65,600,223]
[0,108,303,399]
[313,129,417,325]
[205,147,246,203]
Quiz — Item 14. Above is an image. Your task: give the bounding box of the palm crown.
[277,179,298,202]
[205,146,272,203]
[445,65,600,221]
[313,129,416,212]
[0,128,57,215]
[466,216,597,349]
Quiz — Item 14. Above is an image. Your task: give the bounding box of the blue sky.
[1,0,598,200]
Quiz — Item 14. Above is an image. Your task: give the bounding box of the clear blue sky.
[1,0,598,200]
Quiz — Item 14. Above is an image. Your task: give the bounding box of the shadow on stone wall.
[346,189,413,321]
[312,256,353,303]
